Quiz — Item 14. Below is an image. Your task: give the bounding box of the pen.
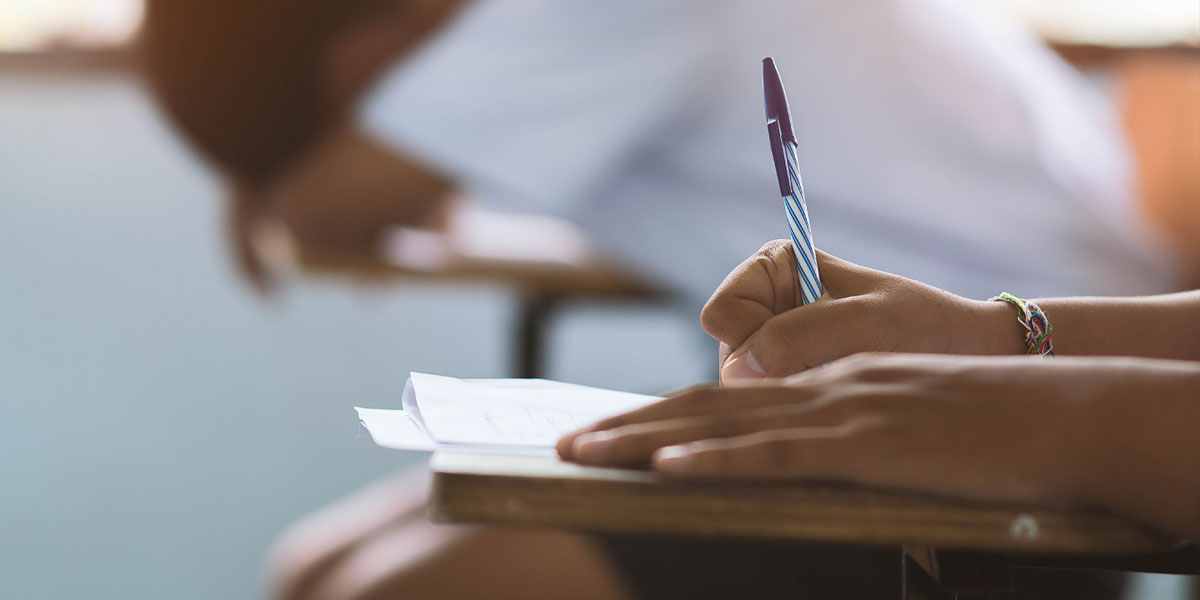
[763,57,822,305]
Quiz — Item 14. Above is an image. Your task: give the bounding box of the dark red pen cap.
[762,57,796,144]
[763,57,796,196]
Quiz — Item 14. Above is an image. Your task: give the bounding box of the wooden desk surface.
[292,211,663,300]
[429,450,1170,556]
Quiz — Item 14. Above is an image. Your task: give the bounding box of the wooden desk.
[279,211,668,378]
[429,451,1166,554]
[429,450,1195,598]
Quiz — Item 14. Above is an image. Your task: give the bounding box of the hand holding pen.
[708,60,1024,381]
[702,242,1014,381]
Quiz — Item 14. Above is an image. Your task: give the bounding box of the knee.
[263,471,431,600]
[264,514,344,600]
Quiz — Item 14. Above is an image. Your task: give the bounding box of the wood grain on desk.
[429,450,1169,555]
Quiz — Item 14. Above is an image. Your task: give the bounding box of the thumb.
[703,246,875,353]
[701,240,801,353]
[721,296,868,380]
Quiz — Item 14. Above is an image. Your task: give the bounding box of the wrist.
[962,299,1028,355]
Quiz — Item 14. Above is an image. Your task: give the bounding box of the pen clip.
[763,57,796,197]
[762,57,796,145]
[767,120,793,197]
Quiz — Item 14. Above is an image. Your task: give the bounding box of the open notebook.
[356,372,661,454]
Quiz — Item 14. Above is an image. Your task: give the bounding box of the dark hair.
[140,1,388,185]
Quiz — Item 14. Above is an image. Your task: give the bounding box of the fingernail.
[555,434,578,457]
[722,351,764,381]
[573,431,615,462]
[557,427,591,457]
[654,445,694,474]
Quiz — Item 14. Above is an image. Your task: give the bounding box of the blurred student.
[139,1,1184,599]
[142,0,1177,306]
[561,242,1200,543]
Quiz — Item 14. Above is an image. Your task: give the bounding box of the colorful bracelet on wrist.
[989,292,1054,356]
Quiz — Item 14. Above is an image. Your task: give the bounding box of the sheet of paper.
[355,408,436,452]
[409,373,659,448]
[356,372,661,453]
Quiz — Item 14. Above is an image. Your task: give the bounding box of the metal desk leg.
[937,552,1014,599]
[904,548,952,600]
[513,293,558,379]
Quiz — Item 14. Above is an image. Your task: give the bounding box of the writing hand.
[703,241,1022,381]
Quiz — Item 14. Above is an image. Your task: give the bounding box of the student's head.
[141,0,462,189]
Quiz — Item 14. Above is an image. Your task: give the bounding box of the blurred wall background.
[0,2,1195,599]
[0,67,708,599]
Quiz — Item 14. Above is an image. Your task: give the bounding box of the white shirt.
[361,0,1176,307]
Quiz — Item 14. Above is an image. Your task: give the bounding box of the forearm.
[273,128,455,248]
[972,291,1200,360]
[1078,363,1200,539]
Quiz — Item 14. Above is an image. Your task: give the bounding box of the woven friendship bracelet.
[989,292,1055,356]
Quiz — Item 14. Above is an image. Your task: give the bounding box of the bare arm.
[229,126,455,291]
[703,241,1200,380]
[1022,292,1200,360]
[1082,361,1200,539]
[264,126,455,250]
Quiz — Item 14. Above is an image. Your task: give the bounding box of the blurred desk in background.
[288,209,669,378]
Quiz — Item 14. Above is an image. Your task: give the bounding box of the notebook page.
[408,372,660,448]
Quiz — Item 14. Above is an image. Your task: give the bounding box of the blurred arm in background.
[142,0,466,291]
[225,127,454,292]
